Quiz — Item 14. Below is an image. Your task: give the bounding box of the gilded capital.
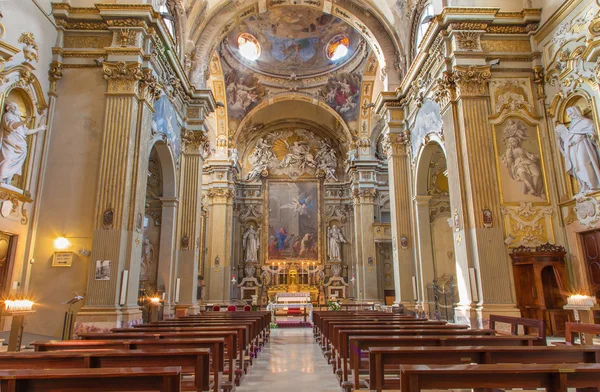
[181,129,208,153]
[452,65,491,97]
[103,61,143,94]
[383,131,410,159]
[139,68,162,105]
[207,188,235,203]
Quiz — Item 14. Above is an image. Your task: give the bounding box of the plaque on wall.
[52,251,73,267]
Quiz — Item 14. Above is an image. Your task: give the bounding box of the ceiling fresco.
[224,8,364,78]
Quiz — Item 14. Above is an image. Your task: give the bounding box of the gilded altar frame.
[263,178,324,265]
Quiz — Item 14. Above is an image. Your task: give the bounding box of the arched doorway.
[139,141,177,319]
[414,142,457,319]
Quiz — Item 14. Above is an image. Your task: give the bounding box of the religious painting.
[152,96,181,157]
[267,181,319,262]
[493,117,548,204]
[225,8,363,77]
[321,72,361,122]
[95,260,111,280]
[224,68,267,120]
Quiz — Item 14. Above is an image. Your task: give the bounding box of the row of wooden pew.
[0,310,271,391]
[313,310,600,392]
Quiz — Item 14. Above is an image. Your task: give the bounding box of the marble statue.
[229,147,239,166]
[0,102,46,184]
[555,106,600,193]
[327,225,346,262]
[279,140,316,172]
[141,238,154,281]
[315,140,338,181]
[246,138,277,180]
[260,268,271,286]
[242,225,260,262]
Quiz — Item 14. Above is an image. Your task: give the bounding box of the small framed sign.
[53,251,74,267]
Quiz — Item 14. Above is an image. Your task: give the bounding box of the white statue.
[327,225,347,262]
[279,140,316,173]
[246,138,276,180]
[556,106,600,193]
[0,102,46,184]
[141,238,154,281]
[242,225,260,262]
[229,147,239,165]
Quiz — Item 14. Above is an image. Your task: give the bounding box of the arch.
[187,1,404,89]
[414,139,446,197]
[233,93,354,146]
[150,140,177,199]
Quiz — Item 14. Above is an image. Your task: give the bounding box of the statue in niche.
[242,225,260,263]
[0,102,46,185]
[555,106,600,193]
[246,138,277,180]
[140,238,155,281]
[315,140,338,181]
[327,225,347,262]
[501,119,545,198]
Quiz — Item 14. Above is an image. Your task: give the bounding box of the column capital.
[452,65,491,97]
[103,61,143,94]
[383,131,410,160]
[159,197,179,208]
[207,188,235,204]
[181,129,209,154]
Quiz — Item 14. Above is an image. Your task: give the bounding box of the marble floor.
[236,328,342,392]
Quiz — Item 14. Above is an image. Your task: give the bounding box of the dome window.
[238,33,261,61]
[327,35,350,61]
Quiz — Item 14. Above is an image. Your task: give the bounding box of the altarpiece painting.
[267,181,320,262]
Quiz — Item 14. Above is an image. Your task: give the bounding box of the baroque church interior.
[0,0,600,390]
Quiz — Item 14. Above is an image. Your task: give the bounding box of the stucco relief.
[573,195,600,228]
[501,202,554,248]
[411,99,443,158]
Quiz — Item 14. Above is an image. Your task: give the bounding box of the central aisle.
[236,328,342,392]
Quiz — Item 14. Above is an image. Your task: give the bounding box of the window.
[159,3,175,39]
[237,33,261,61]
[327,35,350,61]
[415,4,434,52]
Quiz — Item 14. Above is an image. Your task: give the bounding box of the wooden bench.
[565,322,600,345]
[0,348,210,392]
[348,334,544,390]
[366,345,600,391]
[0,367,182,392]
[398,363,600,392]
[31,338,226,392]
[490,314,546,339]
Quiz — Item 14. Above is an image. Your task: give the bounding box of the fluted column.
[449,65,518,326]
[205,187,235,301]
[352,188,380,301]
[76,61,161,331]
[385,130,416,307]
[175,131,207,314]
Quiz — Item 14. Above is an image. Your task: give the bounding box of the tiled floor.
[236,328,342,392]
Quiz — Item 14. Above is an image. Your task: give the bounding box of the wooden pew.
[490,314,546,339]
[81,330,240,385]
[336,328,496,383]
[348,334,544,390]
[0,367,182,392]
[31,338,226,392]
[0,348,210,392]
[565,322,600,345]
[367,345,600,391]
[398,363,600,392]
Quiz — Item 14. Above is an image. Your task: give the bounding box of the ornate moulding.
[501,202,554,248]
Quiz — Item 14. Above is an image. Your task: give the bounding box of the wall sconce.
[231,275,237,283]
[54,236,71,250]
[4,299,34,312]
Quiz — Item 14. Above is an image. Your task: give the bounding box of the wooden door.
[0,232,16,296]
[581,230,600,297]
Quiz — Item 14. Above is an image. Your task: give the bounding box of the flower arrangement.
[328,300,341,311]
[269,321,278,329]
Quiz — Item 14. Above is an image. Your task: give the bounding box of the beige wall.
[28,68,106,337]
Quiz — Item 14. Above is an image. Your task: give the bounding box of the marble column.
[76,61,162,332]
[447,65,519,326]
[413,195,434,311]
[352,188,380,301]
[383,114,417,308]
[205,186,235,302]
[175,131,207,314]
